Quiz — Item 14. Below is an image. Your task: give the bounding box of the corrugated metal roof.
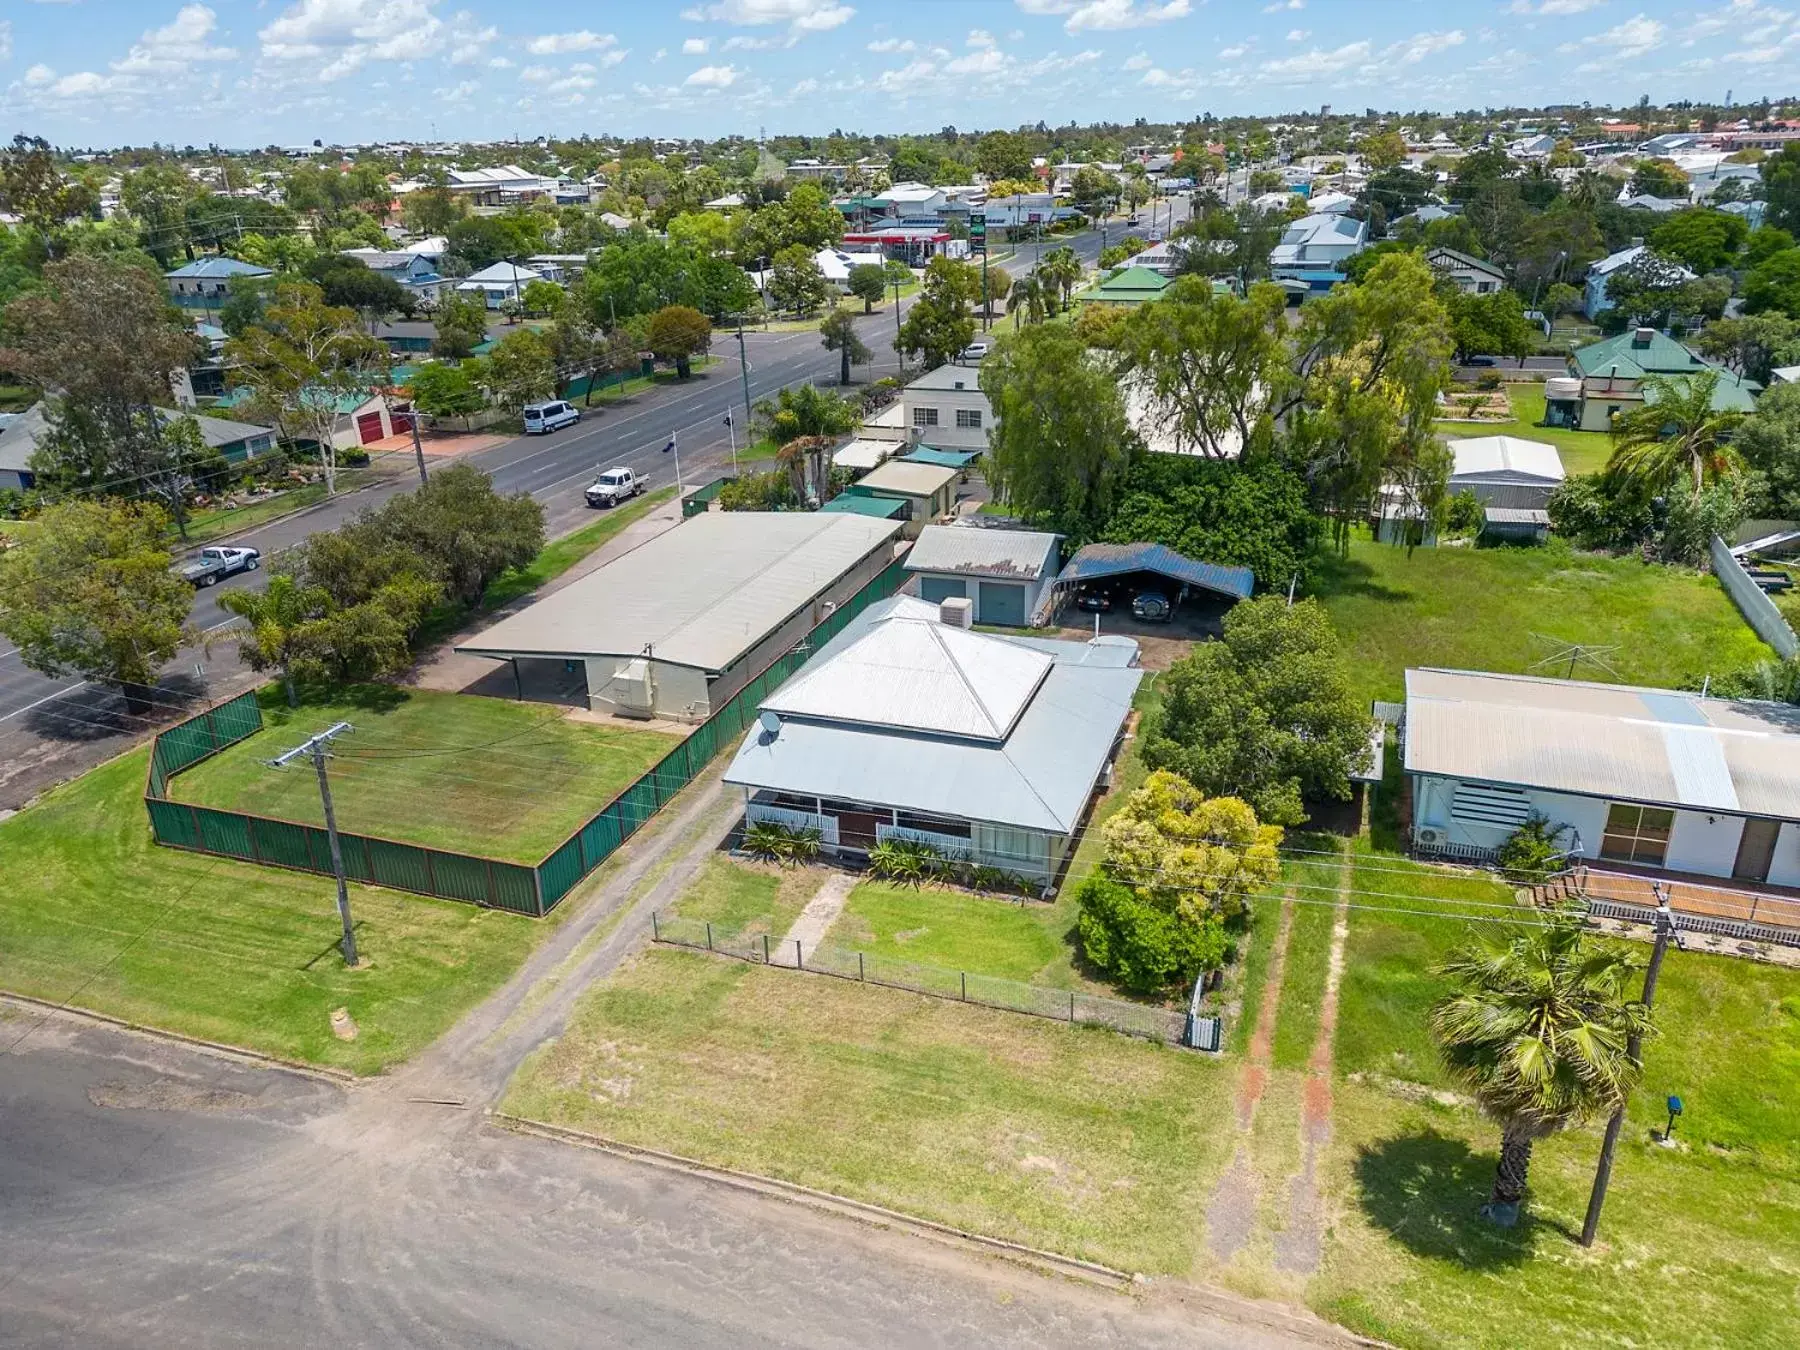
[856,460,959,497]
[1447,436,1565,484]
[1057,543,1255,600]
[762,599,1053,741]
[455,512,900,672]
[820,494,907,518]
[165,257,272,280]
[1403,668,1800,819]
[832,438,896,472]
[904,524,1058,580]
[724,596,1143,833]
[901,447,981,469]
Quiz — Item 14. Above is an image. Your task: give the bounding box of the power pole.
[1581,895,1680,1247]
[268,722,359,967]
[735,315,753,430]
[893,273,904,372]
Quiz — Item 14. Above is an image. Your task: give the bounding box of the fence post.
[652,910,660,940]
[795,938,803,970]
[1070,991,1077,1023]
[763,933,770,963]
[1749,893,1760,923]
[961,971,967,1001]
[706,922,713,952]
[858,951,865,981]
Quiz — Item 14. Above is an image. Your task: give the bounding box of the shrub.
[742,819,822,867]
[868,836,944,887]
[1495,813,1571,884]
[1075,875,1228,994]
[1476,371,1504,391]
[1445,489,1485,538]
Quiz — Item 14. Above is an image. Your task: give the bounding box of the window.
[955,409,982,429]
[1600,804,1674,865]
[913,406,939,427]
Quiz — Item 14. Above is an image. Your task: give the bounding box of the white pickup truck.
[584,467,647,509]
[179,545,261,587]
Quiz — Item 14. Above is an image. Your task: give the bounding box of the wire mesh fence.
[142,557,913,918]
[649,911,1201,1049]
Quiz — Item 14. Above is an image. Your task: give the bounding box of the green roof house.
[1083,265,1172,307]
[1546,326,1762,432]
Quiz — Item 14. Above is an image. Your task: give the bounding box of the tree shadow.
[1353,1129,1565,1270]
[1310,552,1410,604]
[24,671,213,744]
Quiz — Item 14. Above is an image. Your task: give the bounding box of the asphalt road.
[0,212,1186,804]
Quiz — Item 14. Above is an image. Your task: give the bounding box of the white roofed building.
[725,595,1142,884]
[904,523,1060,626]
[1269,212,1367,294]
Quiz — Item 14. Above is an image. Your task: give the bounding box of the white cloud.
[1062,0,1191,31]
[1562,12,1664,63]
[524,30,618,55]
[789,76,820,95]
[1139,65,1184,85]
[946,46,1007,73]
[967,27,998,46]
[1257,39,1370,80]
[259,0,450,81]
[697,0,855,31]
[1286,27,1310,40]
[684,62,739,86]
[1123,50,1153,68]
[683,37,710,53]
[1262,0,1303,10]
[723,34,787,49]
[112,4,237,75]
[450,23,497,65]
[1386,29,1465,63]
[24,63,57,87]
[867,37,916,51]
[875,57,936,90]
[488,55,513,68]
[1218,41,1250,57]
[1724,27,1800,60]
[1510,0,1605,13]
[435,78,480,100]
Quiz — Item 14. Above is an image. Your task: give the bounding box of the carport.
[1053,542,1254,619]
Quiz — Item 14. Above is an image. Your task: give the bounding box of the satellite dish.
[758,710,781,737]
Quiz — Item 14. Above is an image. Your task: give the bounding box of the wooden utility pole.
[268,721,359,966]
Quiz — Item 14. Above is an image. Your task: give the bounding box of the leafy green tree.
[1691,313,1800,385]
[1547,139,1586,170]
[896,257,977,370]
[1606,370,1744,496]
[645,304,712,379]
[1143,596,1371,827]
[1745,226,1796,269]
[520,279,565,317]
[1758,141,1800,234]
[406,362,486,427]
[1007,273,1046,327]
[767,243,830,316]
[847,263,888,314]
[1100,456,1322,590]
[1448,288,1538,364]
[978,262,1012,321]
[1069,165,1118,228]
[980,324,1134,540]
[402,185,464,236]
[819,310,871,386]
[1036,246,1083,313]
[0,499,193,711]
[430,290,490,358]
[477,328,557,412]
[1737,381,1800,519]
[303,254,414,328]
[718,469,799,511]
[1631,158,1689,199]
[221,573,328,707]
[374,463,545,607]
[1431,912,1651,1226]
[975,131,1034,183]
[1648,208,1748,273]
[1450,147,1515,202]
[1359,130,1409,173]
[666,210,736,258]
[1744,248,1800,319]
[0,135,97,252]
[754,382,858,444]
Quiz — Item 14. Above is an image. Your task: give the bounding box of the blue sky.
[1,1,1795,147]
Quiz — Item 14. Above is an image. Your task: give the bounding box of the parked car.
[1130,591,1173,623]
[1464,356,1497,367]
[1075,586,1113,613]
[585,466,646,509]
[958,339,991,362]
[179,545,260,588]
[1125,215,1142,227]
[523,400,580,434]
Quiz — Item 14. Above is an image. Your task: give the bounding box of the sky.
[1,0,1796,149]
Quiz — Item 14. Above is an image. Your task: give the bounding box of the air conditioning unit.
[1416,826,1445,846]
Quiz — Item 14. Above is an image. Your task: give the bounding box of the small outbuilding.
[845,459,960,537]
[1446,435,1566,510]
[455,511,902,722]
[904,523,1060,626]
[1054,542,1255,614]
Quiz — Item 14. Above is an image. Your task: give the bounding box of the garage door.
[977,581,1025,626]
[355,412,385,444]
[918,576,967,604]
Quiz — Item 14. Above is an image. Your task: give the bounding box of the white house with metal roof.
[456,511,902,721]
[725,595,1142,884]
[1269,212,1367,293]
[900,362,992,451]
[904,524,1060,626]
[1403,668,1800,887]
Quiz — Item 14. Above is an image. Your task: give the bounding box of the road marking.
[0,681,90,726]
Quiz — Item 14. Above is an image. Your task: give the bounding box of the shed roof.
[1403,668,1800,820]
[1426,246,1506,280]
[855,459,959,498]
[723,596,1143,833]
[455,511,901,672]
[819,494,907,518]
[901,447,981,469]
[165,257,272,280]
[832,438,897,472]
[1,404,272,471]
[904,523,1059,581]
[1057,542,1255,601]
[1447,436,1566,484]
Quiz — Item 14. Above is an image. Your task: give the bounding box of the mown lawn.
[171,685,678,862]
[0,749,545,1073]
[1314,531,1771,708]
[665,855,817,940]
[502,946,1238,1275]
[1435,383,1614,477]
[828,882,1070,984]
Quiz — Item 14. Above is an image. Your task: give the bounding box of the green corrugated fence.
[144,556,911,917]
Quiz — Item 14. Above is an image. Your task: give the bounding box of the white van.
[523,400,580,434]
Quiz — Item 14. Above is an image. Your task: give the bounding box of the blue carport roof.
[1056,543,1254,601]
[902,447,981,469]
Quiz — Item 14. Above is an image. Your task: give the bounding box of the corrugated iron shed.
[1056,542,1255,601]
[904,524,1059,580]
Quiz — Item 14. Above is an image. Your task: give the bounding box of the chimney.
[1629,236,1644,248]
[939,596,973,629]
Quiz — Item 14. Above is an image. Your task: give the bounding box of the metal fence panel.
[253,817,322,872]
[1712,534,1799,659]
[146,795,200,848]
[192,805,256,861]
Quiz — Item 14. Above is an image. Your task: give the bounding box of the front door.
[833,811,883,851]
[1733,817,1782,882]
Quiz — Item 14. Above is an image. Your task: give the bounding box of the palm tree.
[1008,274,1045,329]
[1568,169,1613,211]
[1431,912,1652,1226]
[1038,246,1084,314]
[1606,370,1744,496]
[220,574,327,708]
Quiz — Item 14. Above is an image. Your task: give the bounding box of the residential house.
[812,246,891,290]
[904,523,1060,626]
[1508,133,1560,159]
[1402,667,1800,887]
[900,362,992,452]
[1548,327,1761,432]
[455,260,560,309]
[871,181,947,219]
[725,594,1143,885]
[342,249,445,305]
[444,165,548,205]
[0,404,277,491]
[164,257,273,314]
[980,192,1059,230]
[785,160,850,183]
[1426,246,1507,295]
[1083,265,1172,307]
[1617,192,1688,213]
[1583,242,1694,319]
[1269,212,1368,294]
[1306,190,1358,215]
[1391,203,1460,229]
[842,460,960,537]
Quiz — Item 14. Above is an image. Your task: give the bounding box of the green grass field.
[828,882,1072,984]
[1314,531,1772,708]
[0,749,545,1073]
[171,686,678,863]
[667,855,816,940]
[1435,383,1614,477]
